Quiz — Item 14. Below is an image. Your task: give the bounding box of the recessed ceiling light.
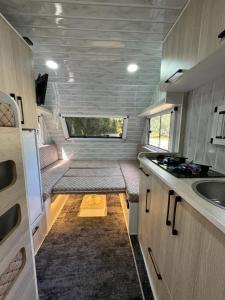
[127,63,139,73]
[46,60,58,70]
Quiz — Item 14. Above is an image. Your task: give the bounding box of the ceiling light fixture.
[46,60,58,70]
[55,3,63,16]
[127,63,139,73]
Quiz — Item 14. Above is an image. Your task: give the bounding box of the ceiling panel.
[0,0,186,121]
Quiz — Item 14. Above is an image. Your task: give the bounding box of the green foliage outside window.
[65,117,124,138]
[149,113,171,150]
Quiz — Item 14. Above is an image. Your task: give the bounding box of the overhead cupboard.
[138,165,225,300]
[0,14,38,129]
[160,0,225,92]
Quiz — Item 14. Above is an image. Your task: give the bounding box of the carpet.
[35,194,143,300]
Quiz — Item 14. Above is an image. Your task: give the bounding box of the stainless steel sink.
[192,181,225,209]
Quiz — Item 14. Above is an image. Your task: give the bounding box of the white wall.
[43,84,152,160]
[183,75,225,173]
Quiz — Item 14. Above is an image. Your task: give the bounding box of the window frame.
[61,114,129,141]
[147,108,175,152]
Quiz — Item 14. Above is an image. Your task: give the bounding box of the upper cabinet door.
[0,18,17,94]
[13,38,38,129]
[0,15,38,129]
[198,0,225,60]
[160,0,204,84]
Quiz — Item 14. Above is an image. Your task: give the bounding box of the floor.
[35,194,144,300]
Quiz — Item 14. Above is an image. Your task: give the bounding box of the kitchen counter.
[139,155,225,235]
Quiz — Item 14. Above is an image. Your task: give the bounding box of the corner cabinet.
[0,15,38,129]
[160,0,225,88]
[138,170,225,300]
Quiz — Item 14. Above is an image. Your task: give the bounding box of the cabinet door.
[144,174,172,300]
[167,200,203,300]
[146,175,203,300]
[198,0,225,60]
[138,167,151,256]
[13,36,38,129]
[192,208,225,300]
[22,130,43,226]
[0,17,17,94]
[160,0,204,84]
[0,15,38,129]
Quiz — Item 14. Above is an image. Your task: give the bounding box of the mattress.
[52,176,126,194]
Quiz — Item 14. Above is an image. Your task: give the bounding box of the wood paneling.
[198,0,225,60]
[0,128,38,300]
[160,0,204,83]
[183,75,225,173]
[0,15,38,129]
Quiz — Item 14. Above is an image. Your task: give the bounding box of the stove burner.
[156,155,187,165]
[169,163,210,176]
[150,156,225,178]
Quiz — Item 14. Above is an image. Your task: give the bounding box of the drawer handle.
[172,196,182,235]
[148,248,162,280]
[146,189,150,213]
[139,167,149,177]
[218,29,225,39]
[166,190,174,226]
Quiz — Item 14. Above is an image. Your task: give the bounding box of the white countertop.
[139,156,225,235]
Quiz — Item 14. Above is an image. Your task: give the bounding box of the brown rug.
[35,194,143,300]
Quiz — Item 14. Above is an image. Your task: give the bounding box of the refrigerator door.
[22,129,43,226]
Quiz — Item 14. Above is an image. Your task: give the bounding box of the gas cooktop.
[149,155,225,178]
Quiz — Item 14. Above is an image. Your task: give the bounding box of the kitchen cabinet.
[198,0,225,61]
[139,170,225,300]
[0,15,38,129]
[139,172,172,300]
[160,0,204,84]
[160,0,225,89]
[0,17,17,94]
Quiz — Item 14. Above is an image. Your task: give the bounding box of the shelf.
[138,92,184,117]
[160,43,225,92]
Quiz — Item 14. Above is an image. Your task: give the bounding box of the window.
[61,115,128,140]
[149,112,171,150]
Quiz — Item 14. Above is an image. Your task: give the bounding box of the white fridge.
[22,129,43,228]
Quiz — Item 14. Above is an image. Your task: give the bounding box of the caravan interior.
[1,0,225,299]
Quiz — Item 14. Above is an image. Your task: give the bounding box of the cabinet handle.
[218,29,225,39]
[10,93,16,100]
[166,190,174,226]
[146,189,150,213]
[148,248,162,280]
[32,226,39,236]
[126,199,129,209]
[16,96,25,124]
[165,69,184,83]
[172,196,182,235]
[139,167,149,177]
